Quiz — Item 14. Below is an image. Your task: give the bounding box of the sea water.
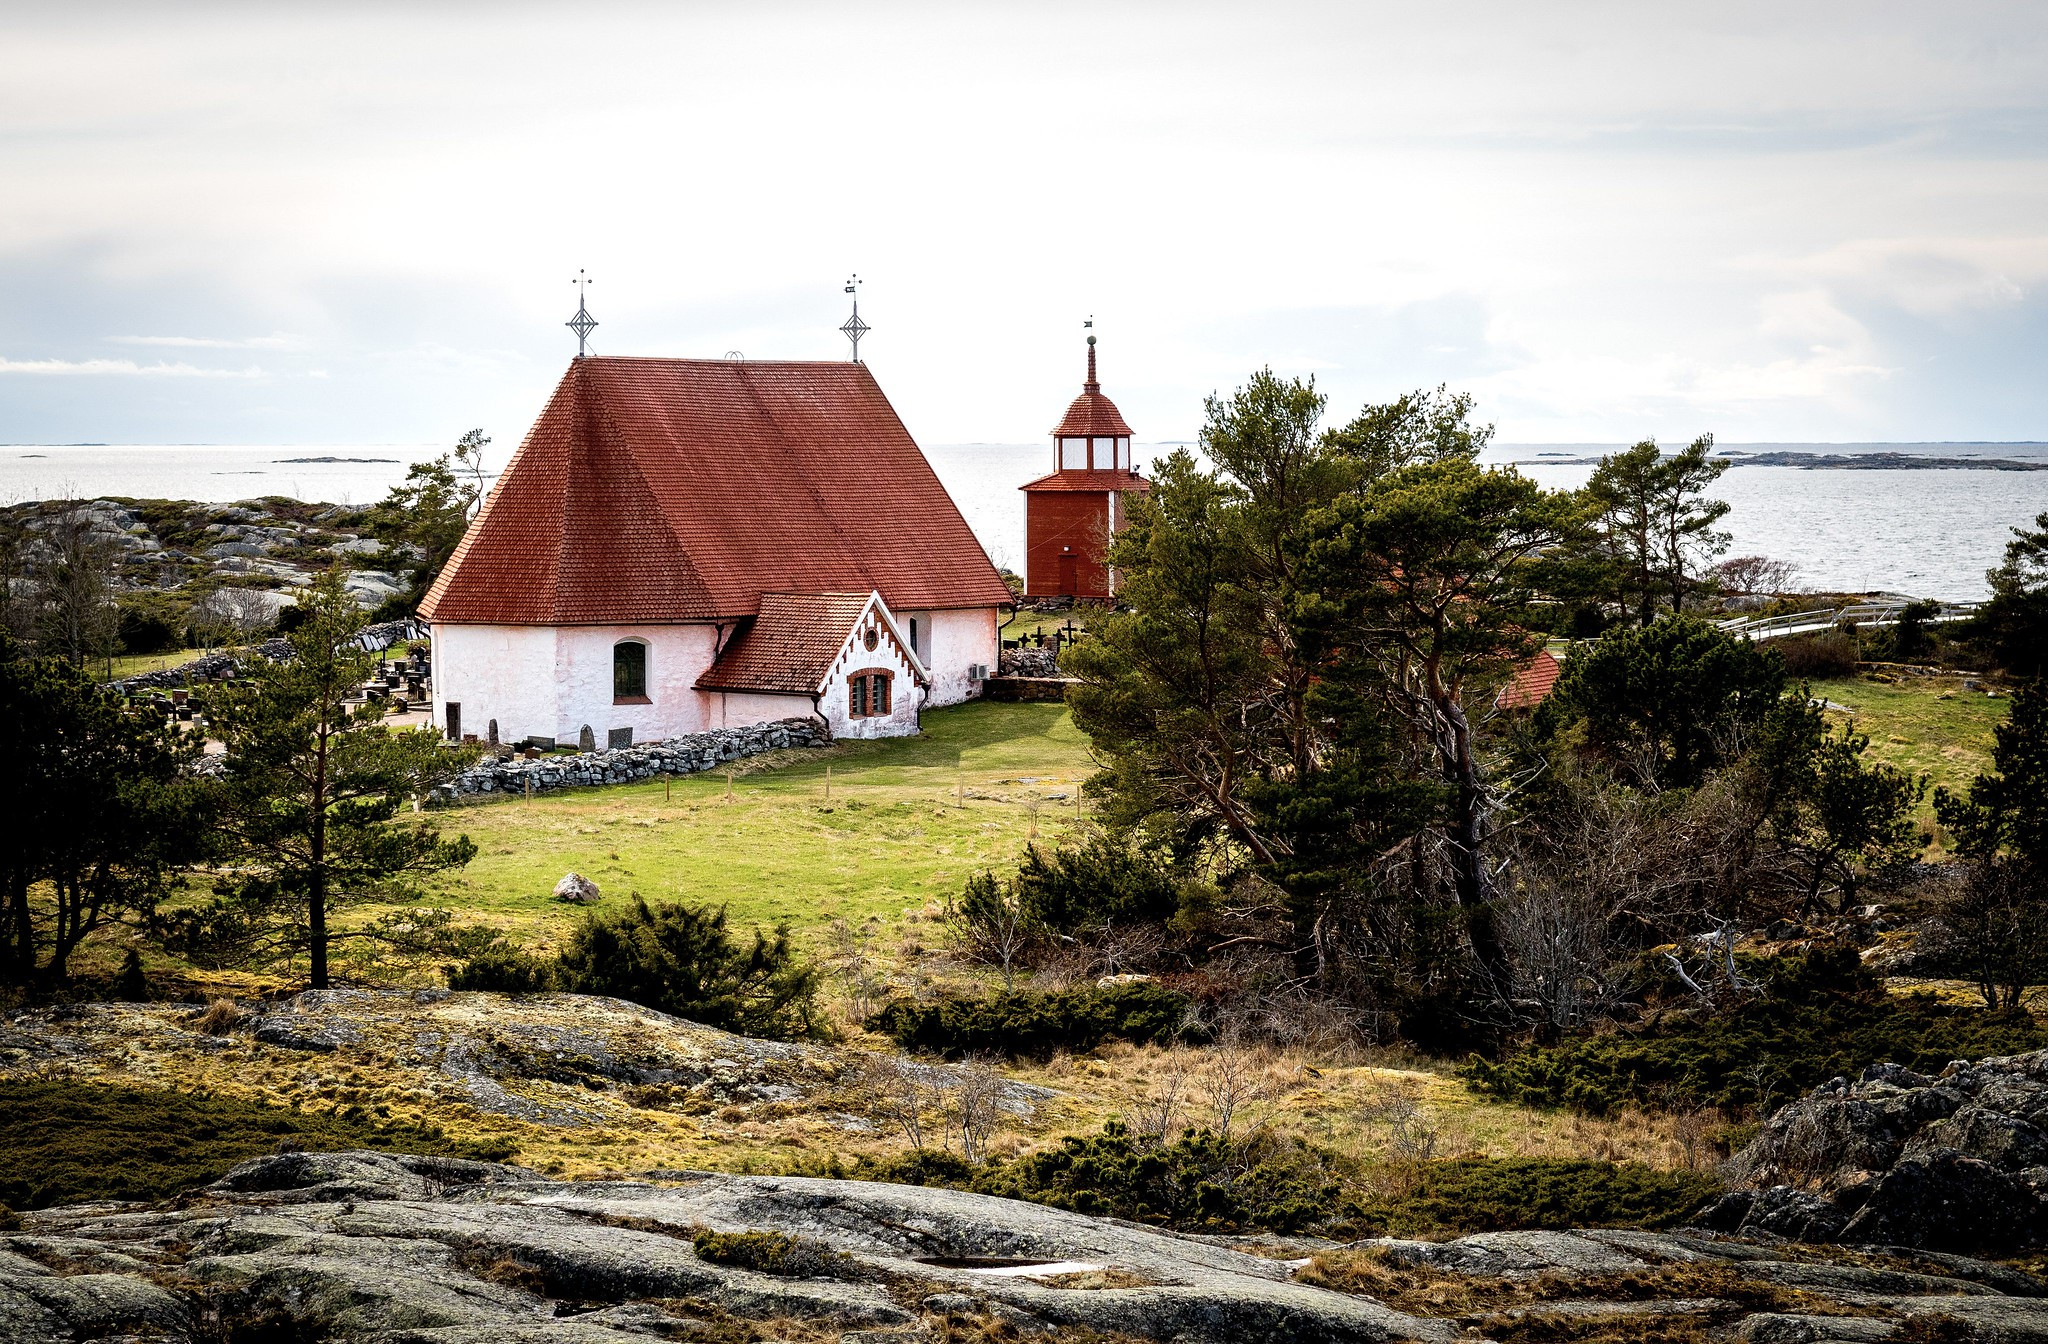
[5,441,2045,603]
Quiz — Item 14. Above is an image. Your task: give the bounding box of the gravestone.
[578,724,596,752]
[608,726,633,749]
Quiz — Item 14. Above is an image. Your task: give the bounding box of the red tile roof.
[1054,392,1134,439]
[1496,649,1563,711]
[1020,469,1153,493]
[1052,341,1134,438]
[697,592,883,695]
[420,358,1013,625]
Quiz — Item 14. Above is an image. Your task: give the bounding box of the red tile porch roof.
[696,592,880,695]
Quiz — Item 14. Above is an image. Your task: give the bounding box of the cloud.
[1758,238,2048,319]
[0,357,265,377]
[108,333,306,350]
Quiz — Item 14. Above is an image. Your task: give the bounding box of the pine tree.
[1934,680,2048,1009]
[0,640,210,989]
[201,571,477,987]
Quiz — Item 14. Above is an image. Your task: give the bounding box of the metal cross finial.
[567,270,598,358]
[840,275,869,363]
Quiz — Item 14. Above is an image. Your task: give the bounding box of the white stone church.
[418,356,1013,746]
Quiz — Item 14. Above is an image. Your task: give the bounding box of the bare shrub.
[861,1051,943,1152]
[1087,923,1165,977]
[1361,1076,1442,1195]
[1714,555,1801,598]
[1671,1106,1723,1170]
[827,917,888,1024]
[1195,1029,1276,1146]
[190,586,284,648]
[860,1050,1007,1164]
[949,1054,1004,1164]
[1126,1050,1192,1143]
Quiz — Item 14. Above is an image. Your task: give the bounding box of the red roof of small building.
[696,592,897,695]
[1052,340,1134,439]
[1020,468,1152,493]
[420,358,1012,625]
[1496,649,1563,711]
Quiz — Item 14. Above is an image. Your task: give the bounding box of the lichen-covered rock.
[11,1153,1453,1344]
[20,1148,2048,1344]
[1722,1051,2048,1252]
[0,988,1059,1171]
[553,872,601,904]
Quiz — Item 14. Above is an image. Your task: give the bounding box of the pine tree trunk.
[2,871,29,985]
[310,708,329,990]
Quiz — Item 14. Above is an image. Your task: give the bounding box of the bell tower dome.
[1051,335,1135,472]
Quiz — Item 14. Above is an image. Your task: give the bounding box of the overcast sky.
[2,2,2045,452]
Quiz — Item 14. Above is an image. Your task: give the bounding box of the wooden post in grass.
[956,774,965,808]
[825,764,832,802]
[664,775,671,803]
[726,767,734,803]
[525,775,533,806]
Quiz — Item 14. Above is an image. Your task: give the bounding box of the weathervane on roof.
[840,275,869,363]
[567,270,598,358]
[1084,315,1098,389]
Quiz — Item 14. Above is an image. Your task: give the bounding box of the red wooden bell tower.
[1020,334,1149,600]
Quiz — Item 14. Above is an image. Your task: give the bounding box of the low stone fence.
[981,676,1075,703]
[999,646,1061,678]
[430,717,829,804]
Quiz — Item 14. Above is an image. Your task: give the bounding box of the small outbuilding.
[1020,336,1149,600]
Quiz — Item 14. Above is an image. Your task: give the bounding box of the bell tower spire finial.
[1083,316,1098,391]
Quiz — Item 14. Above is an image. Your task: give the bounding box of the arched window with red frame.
[848,668,893,719]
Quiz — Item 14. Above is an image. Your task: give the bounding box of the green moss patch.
[0,1079,515,1211]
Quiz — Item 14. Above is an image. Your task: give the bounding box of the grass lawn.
[394,699,1096,953]
[1810,672,2009,833]
[106,647,212,680]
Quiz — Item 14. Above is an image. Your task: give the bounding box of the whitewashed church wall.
[430,623,560,745]
[553,624,723,743]
[711,690,817,730]
[924,607,998,708]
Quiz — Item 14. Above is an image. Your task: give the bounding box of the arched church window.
[614,640,649,703]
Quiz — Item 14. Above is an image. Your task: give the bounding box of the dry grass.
[1008,1041,1710,1171]
[1299,1248,1886,1330]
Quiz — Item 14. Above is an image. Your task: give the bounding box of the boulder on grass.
[553,872,601,904]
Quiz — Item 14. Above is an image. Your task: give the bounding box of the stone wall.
[981,675,1074,703]
[999,645,1060,678]
[430,716,827,804]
